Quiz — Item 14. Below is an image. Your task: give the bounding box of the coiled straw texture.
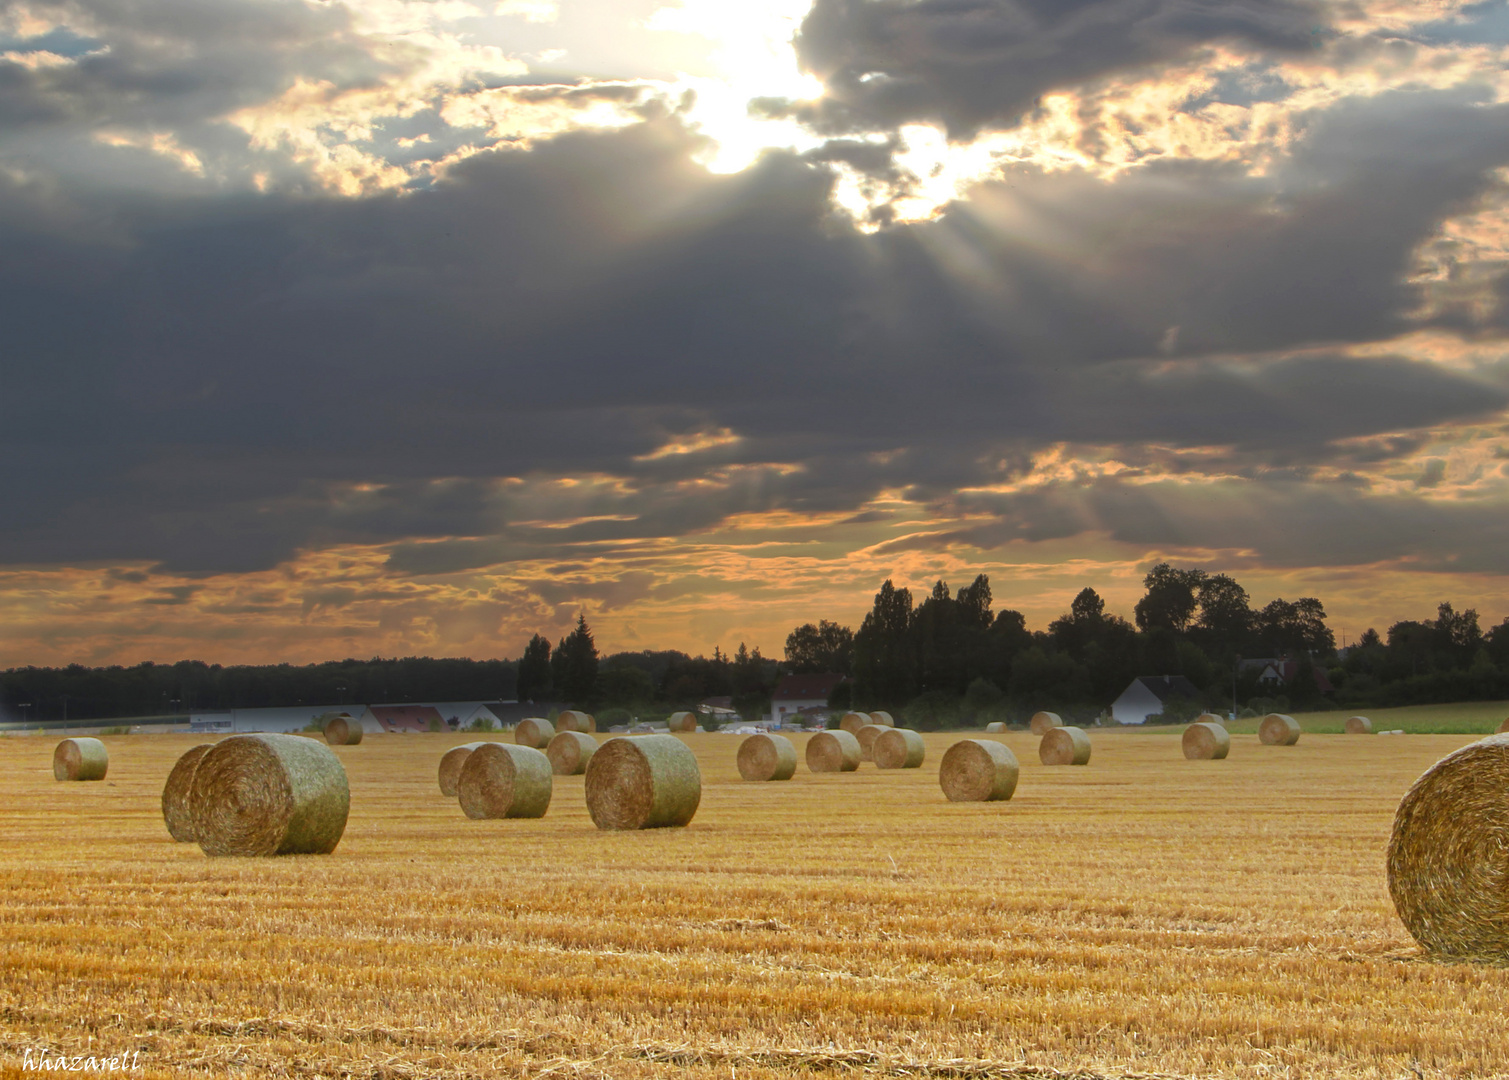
[189,733,349,857]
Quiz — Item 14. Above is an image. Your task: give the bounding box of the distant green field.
[1121,701,1509,735]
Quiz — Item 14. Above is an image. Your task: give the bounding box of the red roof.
[370,705,444,733]
[772,673,848,701]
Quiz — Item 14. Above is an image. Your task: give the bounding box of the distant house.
[769,673,848,726]
[1239,658,1334,694]
[1111,676,1204,725]
[189,705,357,734]
[405,701,508,731]
[361,705,445,733]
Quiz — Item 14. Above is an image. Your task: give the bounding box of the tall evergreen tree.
[555,614,599,704]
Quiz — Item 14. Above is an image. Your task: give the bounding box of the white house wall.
[1111,684,1164,725]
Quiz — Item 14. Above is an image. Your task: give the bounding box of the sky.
[3,0,1509,667]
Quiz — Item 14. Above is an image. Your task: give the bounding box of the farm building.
[1239,658,1334,693]
[359,705,446,733]
[189,706,357,734]
[1111,676,1204,725]
[769,673,847,726]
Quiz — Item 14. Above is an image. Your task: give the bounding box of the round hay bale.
[839,712,871,734]
[585,733,700,830]
[984,721,1007,734]
[515,717,555,748]
[1387,733,1509,959]
[668,711,699,733]
[806,730,861,773]
[161,743,213,842]
[1182,722,1230,760]
[1195,713,1226,725]
[457,743,553,819]
[737,733,797,781]
[873,727,925,769]
[53,737,108,782]
[438,742,487,797]
[189,733,349,857]
[547,730,598,776]
[556,710,596,733]
[940,739,1019,802]
[855,723,886,762]
[1029,711,1064,736]
[1039,726,1091,766]
[867,710,895,727]
[1497,717,1509,734]
[1258,713,1302,746]
[1345,715,1373,735]
[325,715,363,745]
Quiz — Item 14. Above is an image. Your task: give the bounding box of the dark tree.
[784,620,854,674]
[852,579,916,707]
[1256,597,1334,656]
[516,633,553,701]
[1134,563,1206,634]
[1195,574,1252,651]
[554,614,599,704]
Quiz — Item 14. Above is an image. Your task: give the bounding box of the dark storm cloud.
[759,0,1327,139]
[3,80,1509,575]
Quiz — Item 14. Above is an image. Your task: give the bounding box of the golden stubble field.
[0,728,1505,1080]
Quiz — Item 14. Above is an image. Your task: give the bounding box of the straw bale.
[939,739,1018,802]
[1387,733,1509,959]
[839,712,871,734]
[1182,722,1230,760]
[189,733,349,856]
[1345,716,1373,735]
[547,730,598,775]
[856,724,886,762]
[53,737,108,781]
[806,730,861,773]
[1497,717,1509,734]
[1258,713,1302,745]
[1029,711,1064,736]
[515,717,555,748]
[325,715,363,745]
[1195,713,1226,725]
[984,722,1007,734]
[161,743,212,841]
[1039,726,1091,766]
[438,742,487,797]
[585,733,701,829]
[736,733,797,782]
[668,711,699,733]
[867,711,895,727]
[556,710,596,733]
[873,727,925,769]
[457,743,553,819]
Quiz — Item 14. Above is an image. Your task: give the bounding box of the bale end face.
[1388,733,1509,959]
[515,717,555,748]
[737,733,797,781]
[325,716,363,745]
[839,712,870,734]
[556,710,596,734]
[1182,722,1230,760]
[873,727,925,769]
[668,711,699,733]
[867,711,895,727]
[855,724,886,762]
[806,730,861,773]
[1345,716,1373,735]
[939,739,1018,802]
[438,742,487,797]
[1029,711,1064,736]
[1258,713,1302,746]
[457,743,553,819]
[546,730,598,776]
[585,734,701,829]
[189,733,349,857]
[162,743,213,842]
[1039,726,1091,766]
[983,721,1007,734]
[53,737,108,781]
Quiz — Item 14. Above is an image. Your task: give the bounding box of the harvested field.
[0,727,1505,1079]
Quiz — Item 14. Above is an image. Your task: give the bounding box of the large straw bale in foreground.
[438,742,487,796]
[585,734,700,830]
[161,743,212,841]
[939,740,1018,802]
[515,717,555,748]
[1387,733,1509,959]
[867,711,895,727]
[737,733,797,781]
[839,712,871,734]
[1258,713,1302,745]
[1039,726,1091,766]
[189,733,349,857]
[856,724,886,762]
[53,737,109,782]
[873,727,925,769]
[1345,715,1373,734]
[457,743,553,819]
[1182,722,1230,760]
[546,731,598,775]
[556,710,596,733]
[668,711,699,733]
[1029,711,1063,736]
[325,715,363,745]
[984,722,1007,734]
[806,730,861,773]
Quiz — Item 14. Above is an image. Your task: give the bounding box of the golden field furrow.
[1,727,1507,1079]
